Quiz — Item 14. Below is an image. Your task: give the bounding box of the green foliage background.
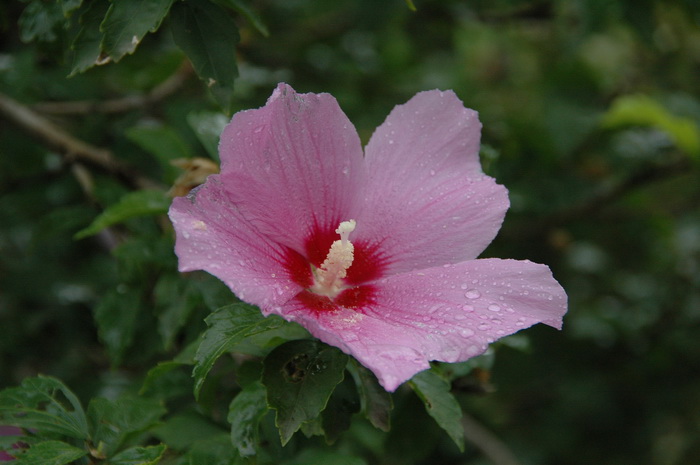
[1,0,700,464]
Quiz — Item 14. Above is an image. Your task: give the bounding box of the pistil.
[310,220,356,298]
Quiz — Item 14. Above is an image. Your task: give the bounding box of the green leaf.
[215,0,269,37]
[0,376,88,440]
[92,289,141,365]
[18,1,65,43]
[75,189,170,239]
[154,274,199,350]
[321,375,360,443]
[183,434,242,465]
[87,396,166,457]
[69,0,110,76]
[283,449,368,465]
[405,0,417,12]
[61,0,84,17]
[100,0,175,62]
[192,303,306,399]
[351,362,392,432]
[602,94,700,158]
[186,111,229,161]
[170,0,240,113]
[409,369,465,452]
[107,444,167,465]
[262,340,348,445]
[153,413,225,451]
[125,125,194,183]
[11,440,86,465]
[228,381,268,457]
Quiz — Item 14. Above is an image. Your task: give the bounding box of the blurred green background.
[1,0,700,464]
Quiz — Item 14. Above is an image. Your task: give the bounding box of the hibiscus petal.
[169,175,304,310]
[357,90,509,274]
[277,258,566,391]
[218,83,366,255]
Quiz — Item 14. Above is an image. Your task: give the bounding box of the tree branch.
[0,91,159,190]
[31,62,193,115]
[462,412,524,465]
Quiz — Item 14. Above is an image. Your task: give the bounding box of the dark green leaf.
[215,0,269,37]
[321,375,360,443]
[126,125,194,183]
[0,376,88,440]
[92,289,141,365]
[228,381,268,457]
[107,444,167,465]
[186,111,229,161]
[351,362,392,432]
[154,274,199,350]
[87,396,166,457]
[100,0,175,62]
[140,361,191,398]
[409,370,465,452]
[170,0,240,113]
[192,303,304,399]
[61,0,84,17]
[262,340,348,445]
[75,190,170,239]
[11,440,86,465]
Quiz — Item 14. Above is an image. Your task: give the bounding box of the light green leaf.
[602,94,700,157]
[262,340,348,445]
[409,369,465,452]
[75,189,170,239]
[11,440,86,465]
[0,376,88,440]
[100,0,175,62]
[186,111,229,161]
[193,303,303,398]
[405,0,417,12]
[215,0,269,37]
[107,444,167,465]
[170,0,240,114]
[228,381,268,457]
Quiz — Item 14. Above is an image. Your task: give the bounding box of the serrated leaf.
[409,370,465,452]
[0,376,88,440]
[170,0,239,113]
[87,396,166,457]
[100,0,175,62]
[352,362,392,432]
[126,125,194,183]
[75,189,170,239]
[11,440,86,465]
[192,303,304,398]
[93,289,141,365]
[107,444,167,465]
[215,0,269,37]
[602,94,700,157]
[69,0,109,76]
[186,111,229,161]
[228,381,268,457]
[262,340,348,445]
[321,375,360,443]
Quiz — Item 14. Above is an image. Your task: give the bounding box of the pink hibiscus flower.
[169,83,567,392]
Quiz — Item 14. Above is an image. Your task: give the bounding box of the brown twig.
[0,91,159,190]
[32,62,193,115]
[462,412,524,465]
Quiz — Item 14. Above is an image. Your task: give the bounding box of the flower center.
[310,220,356,298]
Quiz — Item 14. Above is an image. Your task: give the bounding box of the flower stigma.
[310,220,357,298]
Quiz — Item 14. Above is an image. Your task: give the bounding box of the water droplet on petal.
[488,304,501,312]
[465,289,480,299]
[478,323,491,331]
[462,305,474,312]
